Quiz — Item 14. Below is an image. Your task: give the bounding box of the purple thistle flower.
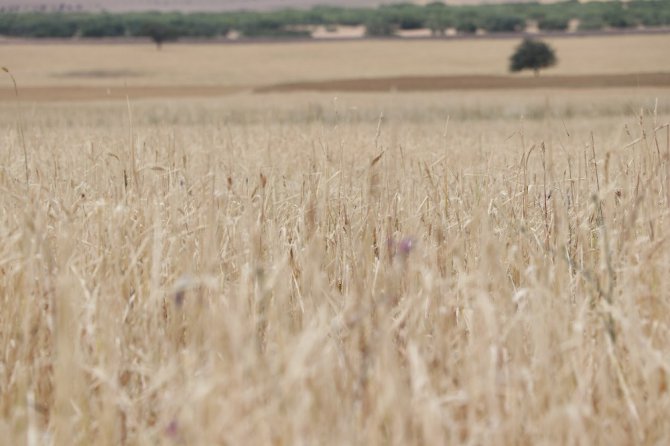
[165,419,179,439]
[398,238,415,256]
[387,236,416,260]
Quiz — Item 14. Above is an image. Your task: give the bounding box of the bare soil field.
[2,73,669,101]
[258,72,670,93]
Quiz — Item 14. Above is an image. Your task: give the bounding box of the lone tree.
[140,22,179,50]
[509,38,557,76]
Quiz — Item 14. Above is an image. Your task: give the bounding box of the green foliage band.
[0,0,668,39]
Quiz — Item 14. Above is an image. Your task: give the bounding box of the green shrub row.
[0,0,668,40]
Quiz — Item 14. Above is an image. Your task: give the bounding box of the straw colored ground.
[1,35,670,444]
[1,34,669,95]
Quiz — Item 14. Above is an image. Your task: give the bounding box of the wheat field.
[2,47,670,444]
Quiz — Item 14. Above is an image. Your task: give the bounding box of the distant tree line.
[0,0,668,41]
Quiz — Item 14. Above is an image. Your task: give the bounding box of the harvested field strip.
[256,72,670,93]
[0,85,247,102]
[2,73,669,102]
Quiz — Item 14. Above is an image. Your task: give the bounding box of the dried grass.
[0,90,669,444]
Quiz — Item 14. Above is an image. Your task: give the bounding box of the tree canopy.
[0,0,668,41]
[509,38,557,76]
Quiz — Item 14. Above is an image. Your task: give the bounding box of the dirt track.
[1,73,669,102]
[256,73,670,93]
